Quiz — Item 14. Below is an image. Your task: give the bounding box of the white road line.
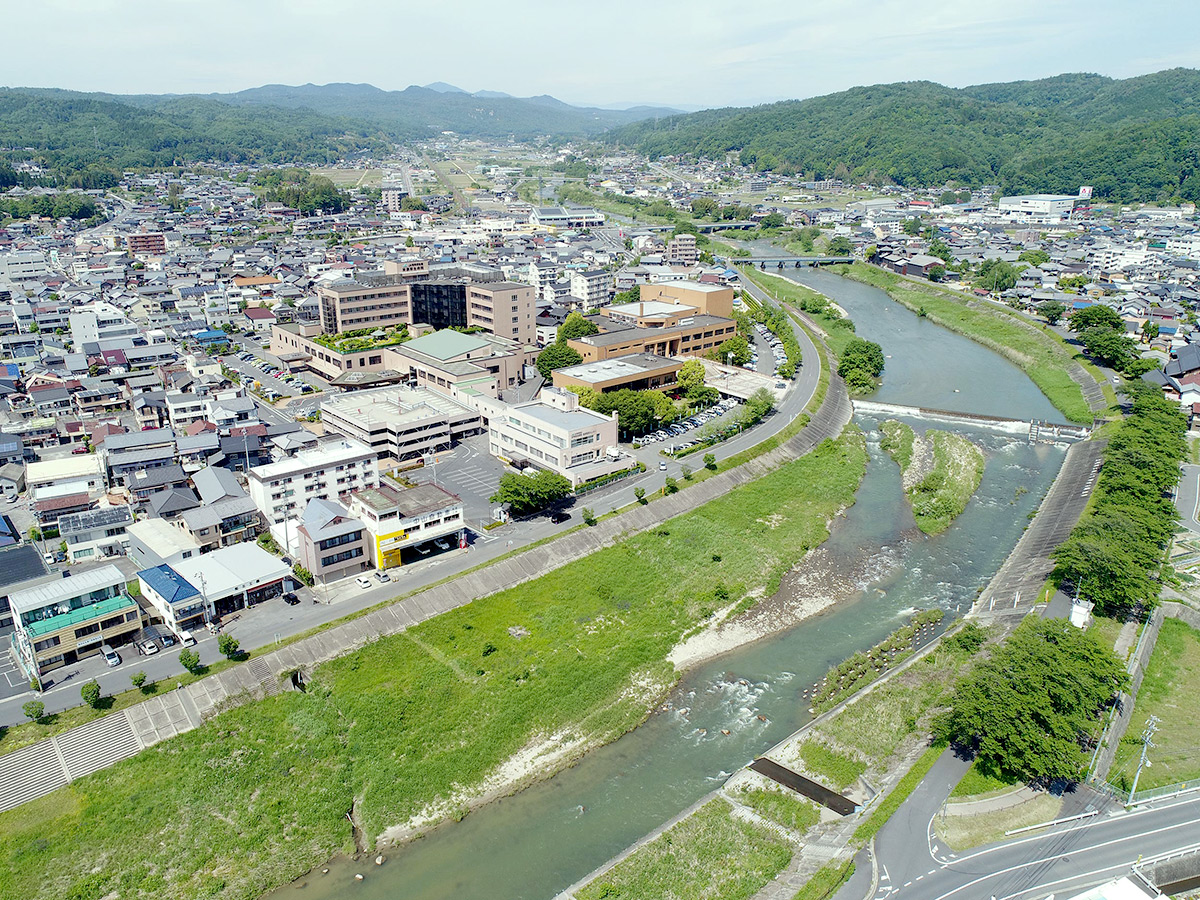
[930,817,1199,900]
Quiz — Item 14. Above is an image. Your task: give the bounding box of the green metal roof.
[23,594,136,639]
[403,330,489,361]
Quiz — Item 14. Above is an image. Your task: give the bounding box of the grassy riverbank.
[880,421,984,535]
[835,263,1095,423]
[0,433,867,900]
[575,798,794,900]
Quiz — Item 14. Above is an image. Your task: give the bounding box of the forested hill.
[0,82,679,185]
[0,88,393,183]
[605,69,1200,202]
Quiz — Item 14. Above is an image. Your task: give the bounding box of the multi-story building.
[321,385,483,465]
[566,302,737,363]
[58,506,134,564]
[666,233,698,265]
[69,301,140,347]
[11,564,141,675]
[126,232,167,256]
[247,438,379,524]
[485,388,627,486]
[996,194,1080,222]
[347,482,465,570]
[312,274,536,344]
[0,249,49,282]
[175,496,260,552]
[381,182,409,212]
[552,353,682,394]
[390,330,534,399]
[569,269,613,309]
[295,498,370,582]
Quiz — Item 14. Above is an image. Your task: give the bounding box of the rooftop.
[249,438,374,480]
[9,563,126,617]
[403,329,491,361]
[352,482,461,518]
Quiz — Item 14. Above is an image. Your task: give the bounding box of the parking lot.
[407,435,512,528]
[219,351,320,402]
[633,396,746,453]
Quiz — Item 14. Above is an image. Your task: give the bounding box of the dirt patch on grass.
[935,792,1062,851]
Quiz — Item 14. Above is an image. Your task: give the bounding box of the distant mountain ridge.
[0,81,681,180]
[605,68,1200,202]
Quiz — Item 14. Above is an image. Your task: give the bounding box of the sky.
[4,0,1199,110]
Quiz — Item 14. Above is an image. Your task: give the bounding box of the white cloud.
[0,0,1195,109]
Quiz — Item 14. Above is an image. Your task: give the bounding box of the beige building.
[567,297,737,363]
[552,353,682,394]
[486,388,628,487]
[321,385,483,465]
[637,281,735,319]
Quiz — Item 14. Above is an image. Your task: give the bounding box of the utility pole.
[1129,715,1160,800]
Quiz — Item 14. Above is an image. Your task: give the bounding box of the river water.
[271,273,1068,900]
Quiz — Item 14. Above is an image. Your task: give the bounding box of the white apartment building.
[569,269,613,309]
[69,302,140,346]
[248,438,379,524]
[347,483,465,569]
[486,388,628,487]
[0,250,49,282]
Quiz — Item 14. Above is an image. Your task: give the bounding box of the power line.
[1129,715,1161,799]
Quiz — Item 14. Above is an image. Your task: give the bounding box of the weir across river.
[850,399,1092,444]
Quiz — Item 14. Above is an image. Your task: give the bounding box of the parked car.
[140,640,159,656]
[282,592,299,605]
[374,571,391,583]
[102,644,121,667]
[549,511,569,524]
[355,576,372,589]
[434,539,450,551]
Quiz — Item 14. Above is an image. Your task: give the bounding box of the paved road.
[861,746,1200,900]
[1175,464,1200,534]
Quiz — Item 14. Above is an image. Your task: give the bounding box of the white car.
[140,640,159,655]
[355,576,372,589]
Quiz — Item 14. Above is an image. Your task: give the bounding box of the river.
[270,272,1068,900]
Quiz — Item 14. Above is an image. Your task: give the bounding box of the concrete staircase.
[0,740,69,810]
[54,714,142,780]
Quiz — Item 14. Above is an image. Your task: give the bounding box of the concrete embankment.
[0,345,852,816]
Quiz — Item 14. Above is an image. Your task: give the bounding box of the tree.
[1079,326,1136,369]
[927,239,953,262]
[711,334,752,367]
[1018,249,1050,267]
[760,212,785,228]
[1142,319,1160,342]
[703,452,717,471]
[936,619,1127,782]
[902,218,922,236]
[827,235,852,256]
[217,634,241,658]
[536,343,583,379]
[178,648,202,675]
[663,476,679,495]
[839,338,885,378]
[22,700,44,721]
[1069,304,1124,334]
[676,359,706,394]
[557,311,600,343]
[581,507,596,526]
[928,265,946,283]
[491,470,573,516]
[130,671,147,690]
[863,245,879,262]
[292,564,315,587]
[592,389,660,436]
[613,285,640,305]
[681,464,693,481]
[634,486,646,504]
[976,259,1020,293]
[1041,302,1067,325]
[28,527,41,543]
[81,680,102,709]
[400,197,428,212]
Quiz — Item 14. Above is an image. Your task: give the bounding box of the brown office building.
[566,293,737,363]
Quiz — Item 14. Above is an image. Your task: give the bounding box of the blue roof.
[195,329,226,342]
[1072,301,1091,309]
[138,565,200,606]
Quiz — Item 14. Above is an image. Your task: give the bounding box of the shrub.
[703,453,717,470]
[81,680,102,709]
[178,649,202,675]
[634,487,646,504]
[581,507,597,526]
[22,700,44,721]
[130,672,147,690]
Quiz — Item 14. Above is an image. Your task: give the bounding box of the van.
[102,644,120,667]
[178,630,196,647]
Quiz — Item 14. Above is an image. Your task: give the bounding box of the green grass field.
[576,799,793,900]
[949,759,1019,799]
[837,264,1094,423]
[744,270,859,358]
[0,434,867,900]
[1111,617,1200,790]
[731,784,820,833]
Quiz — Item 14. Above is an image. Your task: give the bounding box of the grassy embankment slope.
[575,798,794,900]
[742,269,860,358]
[0,433,867,900]
[836,263,1096,424]
[1110,617,1200,791]
[879,420,985,535]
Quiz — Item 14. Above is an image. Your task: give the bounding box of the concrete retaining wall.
[0,347,852,814]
